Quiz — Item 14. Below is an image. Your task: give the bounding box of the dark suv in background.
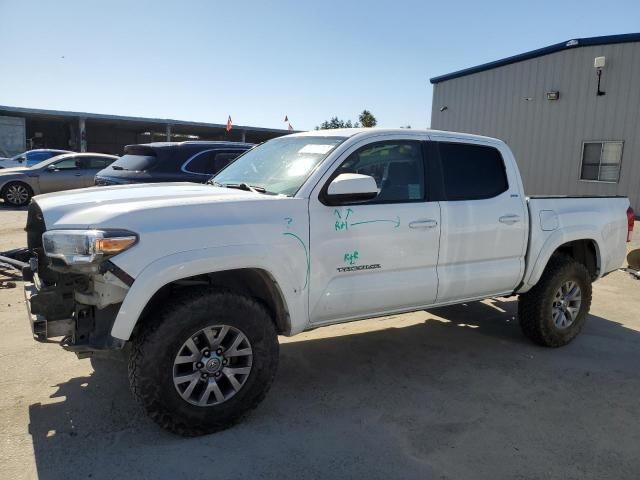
[94,141,253,185]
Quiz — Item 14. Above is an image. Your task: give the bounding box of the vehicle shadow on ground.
[28,298,640,480]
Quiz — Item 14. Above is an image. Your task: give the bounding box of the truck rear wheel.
[518,254,592,347]
[128,289,279,436]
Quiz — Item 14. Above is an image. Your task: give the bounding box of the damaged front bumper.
[22,201,134,357]
[23,259,129,357]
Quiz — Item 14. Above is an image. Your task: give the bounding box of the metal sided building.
[430,33,640,211]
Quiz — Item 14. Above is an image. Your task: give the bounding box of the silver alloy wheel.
[5,184,29,205]
[173,325,253,407]
[551,280,582,329]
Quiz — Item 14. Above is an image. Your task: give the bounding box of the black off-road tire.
[128,289,279,436]
[90,348,129,371]
[1,181,33,207]
[518,254,592,347]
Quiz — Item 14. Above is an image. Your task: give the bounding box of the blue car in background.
[0,149,71,169]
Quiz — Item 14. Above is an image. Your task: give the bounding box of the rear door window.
[83,157,115,169]
[437,142,508,201]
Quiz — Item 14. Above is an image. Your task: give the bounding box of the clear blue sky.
[1,0,638,131]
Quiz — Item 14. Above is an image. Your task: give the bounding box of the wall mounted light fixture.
[594,56,606,96]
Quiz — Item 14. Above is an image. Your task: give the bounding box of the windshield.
[108,154,157,171]
[213,136,346,196]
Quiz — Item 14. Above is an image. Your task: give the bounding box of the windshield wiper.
[111,165,126,171]
[218,183,267,193]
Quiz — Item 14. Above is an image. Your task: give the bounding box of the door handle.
[409,219,438,229]
[499,214,521,225]
[74,173,82,176]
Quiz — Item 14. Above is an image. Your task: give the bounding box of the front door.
[308,139,441,325]
[37,156,88,193]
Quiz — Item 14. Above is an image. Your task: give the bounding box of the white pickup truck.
[22,129,635,436]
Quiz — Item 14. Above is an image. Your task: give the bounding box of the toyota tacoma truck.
[22,129,635,436]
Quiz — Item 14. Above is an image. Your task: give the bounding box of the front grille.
[26,202,46,250]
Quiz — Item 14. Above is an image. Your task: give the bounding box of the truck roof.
[290,128,503,144]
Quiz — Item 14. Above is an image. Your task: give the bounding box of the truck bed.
[519,196,630,292]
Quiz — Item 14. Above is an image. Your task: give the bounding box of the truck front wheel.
[128,289,279,436]
[518,254,592,347]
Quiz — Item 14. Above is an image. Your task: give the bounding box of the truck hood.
[34,182,272,228]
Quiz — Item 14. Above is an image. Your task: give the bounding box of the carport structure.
[0,105,293,155]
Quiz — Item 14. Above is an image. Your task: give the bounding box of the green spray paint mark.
[350,216,400,228]
[343,250,359,265]
[334,208,353,231]
[283,232,309,290]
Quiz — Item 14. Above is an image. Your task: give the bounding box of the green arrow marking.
[350,216,400,228]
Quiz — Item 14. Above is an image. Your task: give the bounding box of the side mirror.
[325,173,378,205]
[47,164,58,171]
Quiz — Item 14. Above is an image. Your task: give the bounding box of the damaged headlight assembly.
[42,229,137,270]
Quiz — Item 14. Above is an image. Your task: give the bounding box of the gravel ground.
[1,206,639,480]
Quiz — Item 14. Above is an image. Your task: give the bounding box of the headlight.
[42,229,137,266]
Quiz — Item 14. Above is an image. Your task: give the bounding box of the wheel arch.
[521,234,601,292]
[552,239,600,279]
[133,268,291,339]
[110,244,308,341]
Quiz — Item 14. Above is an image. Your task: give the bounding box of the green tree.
[359,110,377,128]
[316,116,360,130]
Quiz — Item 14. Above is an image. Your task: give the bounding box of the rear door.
[434,140,528,302]
[79,156,116,186]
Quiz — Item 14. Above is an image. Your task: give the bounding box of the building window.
[580,141,623,182]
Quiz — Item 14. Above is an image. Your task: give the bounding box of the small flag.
[226,116,232,132]
[288,122,293,131]
[284,115,289,122]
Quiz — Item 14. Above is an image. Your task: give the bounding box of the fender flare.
[110,244,307,341]
[520,226,602,292]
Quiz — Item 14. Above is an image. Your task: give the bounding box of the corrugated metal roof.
[0,105,294,134]
[430,33,640,84]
